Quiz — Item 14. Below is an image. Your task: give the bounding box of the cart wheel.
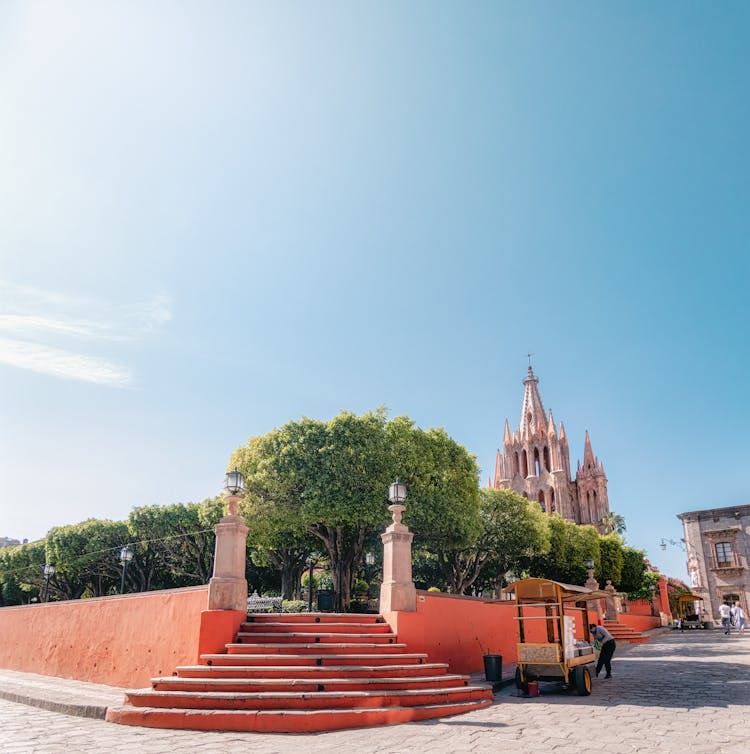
[515,667,528,693]
[574,666,591,696]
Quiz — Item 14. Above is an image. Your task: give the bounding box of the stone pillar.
[207,494,249,611]
[584,567,603,622]
[379,503,416,613]
[604,579,618,621]
[657,574,671,618]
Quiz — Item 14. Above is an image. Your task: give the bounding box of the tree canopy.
[231,409,481,608]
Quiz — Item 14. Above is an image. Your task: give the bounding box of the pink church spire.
[519,366,547,439]
[582,430,596,468]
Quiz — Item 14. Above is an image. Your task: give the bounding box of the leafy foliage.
[436,489,550,594]
[231,409,481,608]
[527,515,599,585]
[619,546,647,593]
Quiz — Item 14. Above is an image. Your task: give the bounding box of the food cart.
[504,578,608,696]
[676,593,708,629]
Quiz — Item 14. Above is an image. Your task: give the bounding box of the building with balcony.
[678,504,749,621]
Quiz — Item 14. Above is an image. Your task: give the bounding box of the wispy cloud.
[0,338,133,387]
[0,282,171,388]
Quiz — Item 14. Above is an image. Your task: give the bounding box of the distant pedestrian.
[589,623,616,679]
[719,602,732,634]
[732,602,745,633]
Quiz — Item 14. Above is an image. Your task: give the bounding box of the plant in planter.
[353,579,369,599]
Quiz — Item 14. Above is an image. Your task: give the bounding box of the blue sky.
[1,2,748,582]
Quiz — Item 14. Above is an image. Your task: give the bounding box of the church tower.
[491,366,611,529]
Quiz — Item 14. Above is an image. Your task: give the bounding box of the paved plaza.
[0,630,748,753]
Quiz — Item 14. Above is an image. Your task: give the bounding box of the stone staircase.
[106,613,493,733]
[603,619,650,644]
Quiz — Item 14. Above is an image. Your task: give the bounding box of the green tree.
[601,512,627,537]
[0,540,46,604]
[619,546,647,594]
[127,498,223,591]
[231,409,481,609]
[528,515,599,585]
[45,519,129,598]
[598,534,625,586]
[436,489,550,594]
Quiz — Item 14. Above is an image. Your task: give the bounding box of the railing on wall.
[708,555,747,570]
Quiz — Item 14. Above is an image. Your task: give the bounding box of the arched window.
[534,447,541,477]
[543,446,551,472]
[521,450,528,478]
[538,490,546,513]
[586,491,591,522]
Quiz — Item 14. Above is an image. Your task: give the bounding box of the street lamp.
[224,467,245,515]
[119,545,133,594]
[42,563,55,603]
[224,467,245,495]
[388,479,407,505]
[306,553,318,614]
[660,538,685,552]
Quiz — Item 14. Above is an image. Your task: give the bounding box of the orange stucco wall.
[0,586,210,688]
[627,599,653,616]
[384,591,593,675]
[618,613,661,632]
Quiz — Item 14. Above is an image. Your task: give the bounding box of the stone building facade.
[490,366,611,528]
[678,504,749,621]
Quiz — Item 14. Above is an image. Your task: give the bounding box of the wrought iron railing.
[708,554,746,570]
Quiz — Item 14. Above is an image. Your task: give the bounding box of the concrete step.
[226,643,408,655]
[603,621,651,644]
[201,652,430,666]
[106,698,494,733]
[178,662,449,679]
[125,685,488,711]
[245,612,386,624]
[241,621,394,634]
[148,674,468,694]
[236,632,398,644]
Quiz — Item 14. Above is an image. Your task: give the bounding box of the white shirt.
[719,604,731,619]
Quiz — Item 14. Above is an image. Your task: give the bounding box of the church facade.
[490,366,610,528]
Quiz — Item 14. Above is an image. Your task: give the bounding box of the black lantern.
[388,479,406,504]
[42,563,55,603]
[119,545,133,594]
[584,557,595,571]
[224,467,245,495]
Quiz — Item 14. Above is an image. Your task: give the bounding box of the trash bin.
[316,590,334,612]
[483,654,503,682]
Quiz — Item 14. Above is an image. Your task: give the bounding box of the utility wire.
[0,528,216,580]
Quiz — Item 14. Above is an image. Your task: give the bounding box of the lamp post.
[380,479,416,613]
[207,466,249,611]
[660,538,685,552]
[224,466,245,515]
[119,546,133,594]
[365,551,376,581]
[306,553,318,613]
[42,563,55,603]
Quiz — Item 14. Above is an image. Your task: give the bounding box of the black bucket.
[483,654,503,682]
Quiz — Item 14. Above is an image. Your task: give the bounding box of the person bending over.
[589,623,617,679]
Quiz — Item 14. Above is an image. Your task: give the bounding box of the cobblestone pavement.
[1,630,748,753]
